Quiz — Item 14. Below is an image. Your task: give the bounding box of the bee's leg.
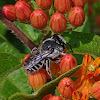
[51,58,61,63]
[66,42,73,53]
[31,47,38,55]
[45,59,53,80]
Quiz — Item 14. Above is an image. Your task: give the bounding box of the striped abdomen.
[23,55,45,73]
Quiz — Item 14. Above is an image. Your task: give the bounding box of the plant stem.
[0,9,38,50]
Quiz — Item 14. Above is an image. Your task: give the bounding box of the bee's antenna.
[66,42,73,53]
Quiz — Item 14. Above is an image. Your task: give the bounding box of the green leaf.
[31,0,40,9]
[0,68,32,99]
[55,88,60,96]
[0,35,21,57]
[0,22,30,91]
[0,20,30,55]
[5,31,31,54]
[8,64,81,100]
[62,31,100,57]
[0,22,30,97]
[15,22,43,45]
[0,53,21,95]
[67,4,91,33]
[0,53,20,75]
[0,21,7,36]
[0,33,28,59]
[74,4,90,33]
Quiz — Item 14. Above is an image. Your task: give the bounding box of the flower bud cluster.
[2,1,31,21]
[41,54,100,100]
[2,0,86,34]
[23,53,77,99]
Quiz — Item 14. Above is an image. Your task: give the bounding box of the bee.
[23,34,72,79]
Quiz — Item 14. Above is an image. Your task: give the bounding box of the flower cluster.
[2,0,86,34]
[22,52,100,99]
[73,54,100,100]
[41,54,100,100]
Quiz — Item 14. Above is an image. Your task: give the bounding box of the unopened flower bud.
[72,0,86,8]
[2,5,16,20]
[35,0,53,10]
[15,1,31,21]
[28,69,47,90]
[50,13,67,33]
[60,54,77,73]
[68,7,85,27]
[58,77,76,98]
[54,0,72,13]
[30,9,48,29]
[91,81,100,99]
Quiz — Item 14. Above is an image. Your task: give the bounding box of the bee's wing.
[28,51,52,67]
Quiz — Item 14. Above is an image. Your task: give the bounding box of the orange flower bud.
[28,69,47,90]
[35,0,53,10]
[50,13,67,33]
[68,7,85,27]
[30,9,48,29]
[91,81,100,99]
[72,0,86,8]
[15,1,31,21]
[2,5,16,20]
[54,0,72,13]
[58,77,76,98]
[60,54,77,73]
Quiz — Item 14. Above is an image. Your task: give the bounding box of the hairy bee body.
[23,34,67,78]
